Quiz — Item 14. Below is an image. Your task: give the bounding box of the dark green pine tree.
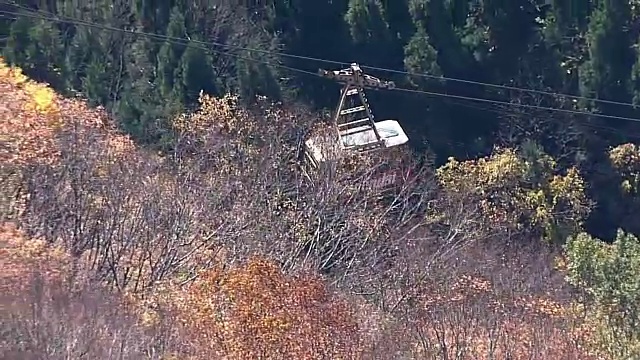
[579,0,633,114]
[64,20,109,104]
[631,38,640,106]
[402,0,496,159]
[403,24,441,86]
[344,0,390,45]
[3,15,67,88]
[80,56,111,106]
[576,0,636,241]
[274,0,351,107]
[115,35,166,144]
[3,16,33,67]
[132,0,173,33]
[477,0,540,84]
[344,0,412,69]
[156,6,187,105]
[234,50,282,102]
[541,0,589,94]
[408,0,474,75]
[179,39,217,105]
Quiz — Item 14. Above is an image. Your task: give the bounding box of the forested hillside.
[3,0,640,359]
[0,53,639,360]
[5,0,640,238]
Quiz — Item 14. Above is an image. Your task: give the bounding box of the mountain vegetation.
[3,0,640,359]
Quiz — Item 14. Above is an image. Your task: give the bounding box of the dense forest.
[2,0,640,359]
[5,0,640,239]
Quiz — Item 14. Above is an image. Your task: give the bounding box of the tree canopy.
[4,2,640,358]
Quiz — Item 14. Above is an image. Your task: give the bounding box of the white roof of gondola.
[304,119,409,163]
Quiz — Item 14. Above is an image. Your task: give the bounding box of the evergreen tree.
[179,40,217,104]
[4,15,66,87]
[345,0,390,45]
[115,35,164,143]
[156,7,187,102]
[579,0,633,113]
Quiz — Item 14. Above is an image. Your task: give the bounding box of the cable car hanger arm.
[319,63,395,90]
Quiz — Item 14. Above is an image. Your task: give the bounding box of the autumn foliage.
[0,59,621,359]
[436,147,590,242]
[146,258,363,359]
[0,222,72,295]
[0,57,134,166]
[0,221,363,359]
[0,222,174,359]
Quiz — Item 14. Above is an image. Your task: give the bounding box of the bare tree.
[497,91,586,166]
[0,225,178,359]
[382,238,594,359]
[15,119,242,293]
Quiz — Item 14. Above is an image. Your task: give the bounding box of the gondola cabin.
[302,63,412,191]
[303,119,410,191]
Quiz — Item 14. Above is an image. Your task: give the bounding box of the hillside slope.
[2,58,638,359]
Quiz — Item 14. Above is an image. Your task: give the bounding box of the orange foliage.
[0,222,184,359]
[0,57,134,166]
[152,258,363,359]
[0,222,75,295]
[0,58,600,360]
